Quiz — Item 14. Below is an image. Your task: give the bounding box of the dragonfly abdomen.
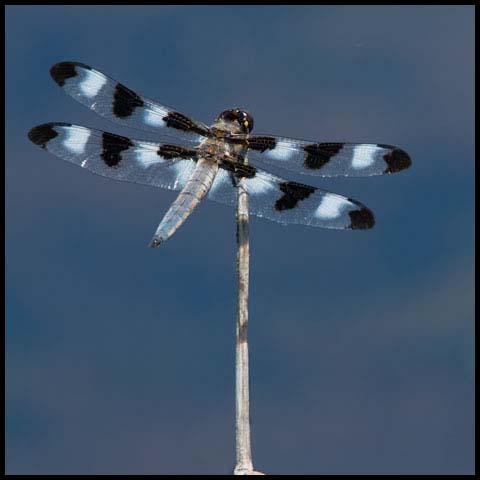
[150,157,219,247]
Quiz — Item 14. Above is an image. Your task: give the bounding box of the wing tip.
[28,123,57,148]
[28,122,72,148]
[348,206,375,230]
[50,61,92,86]
[381,146,412,174]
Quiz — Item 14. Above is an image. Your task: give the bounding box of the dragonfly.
[28,61,412,247]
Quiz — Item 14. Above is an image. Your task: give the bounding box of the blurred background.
[6,5,474,475]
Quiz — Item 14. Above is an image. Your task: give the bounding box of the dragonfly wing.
[235,134,412,177]
[28,122,199,190]
[208,159,375,230]
[50,61,210,142]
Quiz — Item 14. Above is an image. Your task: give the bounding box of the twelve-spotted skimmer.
[28,62,411,247]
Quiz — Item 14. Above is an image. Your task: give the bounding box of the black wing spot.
[50,61,91,87]
[28,123,68,148]
[163,111,209,136]
[101,132,133,167]
[379,145,412,173]
[248,136,277,153]
[348,207,375,229]
[303,143,344,170]
[112,83,144,118]
[219,159,257,179]
[158,144,198,161]
[275,181,316,211]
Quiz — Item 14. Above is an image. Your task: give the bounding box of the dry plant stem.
[234,177,265,476]
[234,177,265,475]
[234,177,252,475]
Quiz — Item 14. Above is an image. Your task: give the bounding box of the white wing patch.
[246,174,277,195]
[62,126,91,154]
[209,168,229,194]
[79,69,107,98]
[144,105,168,127]
[351,145,378,170]
[172,159,196,189]
[265,140,295,161]
[135,143,163,167]
[315,194,348,219]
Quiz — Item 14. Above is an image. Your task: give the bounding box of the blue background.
[6,5,474,475]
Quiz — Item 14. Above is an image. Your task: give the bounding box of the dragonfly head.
[216,108,254,134]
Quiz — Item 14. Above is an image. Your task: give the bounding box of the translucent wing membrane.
[209,162,375,230]
[237,134,412,177]
[28,123,199,190]
[49,61,210,142]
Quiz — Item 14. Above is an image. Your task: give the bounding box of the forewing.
[242,135,411,177]
[49,61,210,142]
[28,123,199,190]
[208,161,375,230]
